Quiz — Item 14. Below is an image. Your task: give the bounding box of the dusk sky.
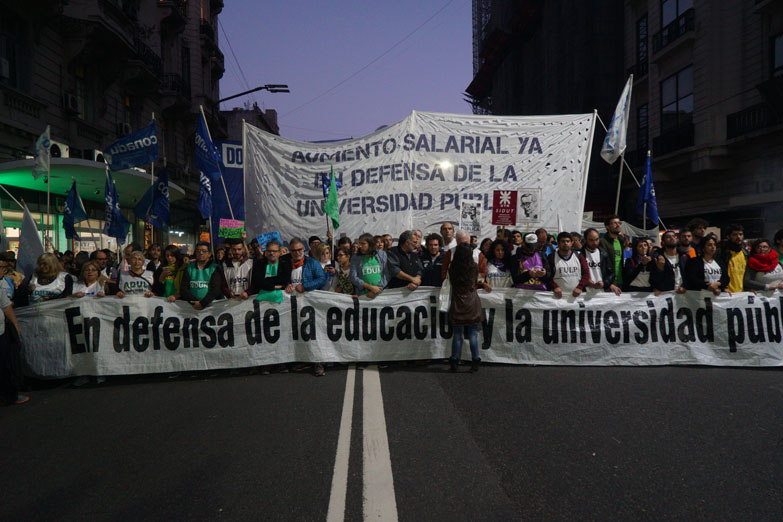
[218,0,473,142]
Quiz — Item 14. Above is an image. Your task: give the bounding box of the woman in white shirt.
[27,253,73,304]
[116,251,155,298]
[71,261,107,297]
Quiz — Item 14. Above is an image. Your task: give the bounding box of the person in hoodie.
[180,242,226,310]
[623,237,654,293]
[512,233,549,291]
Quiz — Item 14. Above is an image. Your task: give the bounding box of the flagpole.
[73,177,100,251]
[150,113,156,245]
[199,105,235,220]
[0,184,24,210]
[614,151,625,215]
[46,150,51,252]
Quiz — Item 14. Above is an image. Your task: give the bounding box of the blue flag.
[198,172,213,219]
[104,121,158,171]
[63,180,88,240]
[321,171,342,197]
[134,169,170,229]
[103,171,131,243]
[195,112,223,182]
[636,152,659,225]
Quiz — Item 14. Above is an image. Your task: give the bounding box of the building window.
[637,104,649,150]
[773,34,783,78]
[0,10,30,91]
[661,66,693,131]
[636,15,648,72]
[661,0,692,28]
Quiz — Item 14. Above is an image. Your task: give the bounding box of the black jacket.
[650,249,687,291]
[419,251,444,287]
[249,256,292,293]
[579,247,617,290]
[684,256,730,291]
[622,256,654,292]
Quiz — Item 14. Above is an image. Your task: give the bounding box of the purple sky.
[218,1,473,142]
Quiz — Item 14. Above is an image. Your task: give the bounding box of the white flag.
[600,76,633,165]
[32,125,51,180]
[17,205,45,278]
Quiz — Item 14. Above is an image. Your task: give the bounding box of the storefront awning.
[0,158,186,207]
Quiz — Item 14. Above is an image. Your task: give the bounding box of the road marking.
[362,365,399,521]
[326,365,356,522]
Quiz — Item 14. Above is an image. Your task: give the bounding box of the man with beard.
[719,223,747,293]
[385,230,423,290]
[677,229,696,258]
[687,217,709,255]
[599,215,626,289]
[650,230,687,295]
[222,238,253,299]
[580,228,621,296]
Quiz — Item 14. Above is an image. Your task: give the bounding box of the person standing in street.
[447,244,483,373]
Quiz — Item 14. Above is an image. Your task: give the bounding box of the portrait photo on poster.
[459,200,482,234]
[518,188,541,223]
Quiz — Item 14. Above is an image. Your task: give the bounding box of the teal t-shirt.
[187,263,218,301]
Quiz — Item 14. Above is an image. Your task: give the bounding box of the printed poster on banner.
[491,190,517,226]
[459,200,482,234]
[518,188,541,223]
[219,219,244,238]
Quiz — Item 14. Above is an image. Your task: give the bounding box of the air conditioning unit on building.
[0,58,10,79]
[116,122,132,136]
[85,149,106,163]
[63,92,83,115]
[50,140,70,158]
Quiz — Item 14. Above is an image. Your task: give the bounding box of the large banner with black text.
[17,289,783,378]
[243,111,596,240]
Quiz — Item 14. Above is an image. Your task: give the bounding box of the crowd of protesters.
[2,216,783,405]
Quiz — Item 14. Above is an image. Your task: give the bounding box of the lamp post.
[218,84,290,104]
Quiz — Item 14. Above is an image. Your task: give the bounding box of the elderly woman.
[71,261,107,297]
[27,253,73,304]
[116,251,154,298]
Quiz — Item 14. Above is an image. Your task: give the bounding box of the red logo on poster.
[492,190,517,226]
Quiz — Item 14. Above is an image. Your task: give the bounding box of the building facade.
[623,0,783,238]
[0,0,227,252]
[466,0,625,218]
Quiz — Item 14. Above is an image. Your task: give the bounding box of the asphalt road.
[2,364,782,521]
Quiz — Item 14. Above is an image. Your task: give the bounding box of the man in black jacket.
[385,230,423,290]
[249,240,292,294]
[581,228,621,295]
[419,233,444,287]
[650,230,687,295]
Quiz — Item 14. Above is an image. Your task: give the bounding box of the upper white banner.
[244,111,596,241]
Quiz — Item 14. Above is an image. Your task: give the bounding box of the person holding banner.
[25,254,74,304]
[250,240,292,301]
[448,243,482,373]
[332,247,354,294]
[743,239,783,291]
[385,231,423,291]
[420,234,445,288]
[484,239,514,290]
[684,235,729,295]
[547,234,588,298]
[284,237,325,295]
[71,262,107,297]
[153,245,186,301]
[580,228,621,296]
[180,242,226,310]
[222,238,253,299]
[116,252,155,298]
[350,233,388,298]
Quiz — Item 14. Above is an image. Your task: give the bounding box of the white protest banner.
[243,111,596,241]
[17,290,783,378]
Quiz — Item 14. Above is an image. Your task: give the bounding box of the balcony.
[653,123,694,157]
[210,49,225,79]
[727,103,779,140]
[652,8,695,54]
[161,73,190,98]
[627,61,648,80]
[200,20,216,42]
[158,0,187,36]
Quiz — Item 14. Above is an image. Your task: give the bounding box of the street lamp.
[219,84,290,104]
